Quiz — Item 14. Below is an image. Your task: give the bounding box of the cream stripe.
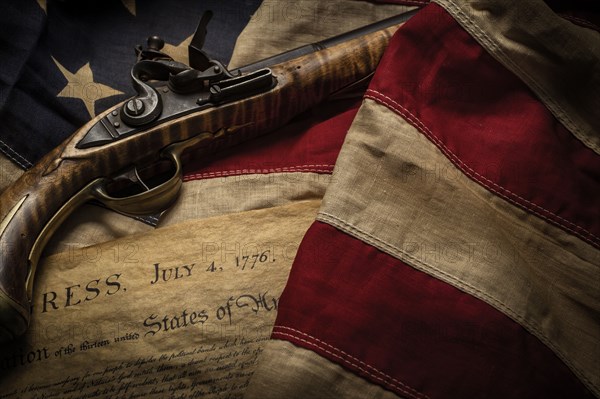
[318,99,600,395]
[161,172,330,226]
[43,172,330,256]
[245,339,403,399]
[364,88,598,247]
[433,0,600,154]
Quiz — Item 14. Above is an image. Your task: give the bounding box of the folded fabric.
[245,1,600,398]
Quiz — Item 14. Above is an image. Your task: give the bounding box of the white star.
[52,57,124,118]
[37,0,47,13]
[121,0,136,16]
[163,34,194,65]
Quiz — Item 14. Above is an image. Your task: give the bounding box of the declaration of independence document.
[0,200,320,399]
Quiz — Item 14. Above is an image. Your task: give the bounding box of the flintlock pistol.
[0,9,416,341]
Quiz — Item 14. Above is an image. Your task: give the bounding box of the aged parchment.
[0,200,319,399]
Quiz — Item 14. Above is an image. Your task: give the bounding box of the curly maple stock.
[0,14,409,341]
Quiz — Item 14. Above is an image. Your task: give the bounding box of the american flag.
[0,1,598,398]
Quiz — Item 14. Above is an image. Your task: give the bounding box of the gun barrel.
[236,10,417,74]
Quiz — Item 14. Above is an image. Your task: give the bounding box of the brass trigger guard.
[92,151,182,217]
[90,133,213,216]
[26,133,214,300]
[91,133,213,213]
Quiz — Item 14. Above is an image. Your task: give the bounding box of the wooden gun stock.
[0,10,415,341]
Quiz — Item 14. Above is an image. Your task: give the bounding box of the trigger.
[112,168,150,192]
[133,168,150,191]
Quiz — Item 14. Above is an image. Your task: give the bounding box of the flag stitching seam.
[316,211,597,394]
[183,165,335,181]
[0,139,32,169]
[436,0,599,155]
[272,326,430,399]
[363,90,599,248]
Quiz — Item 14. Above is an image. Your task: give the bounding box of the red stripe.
[367,4,600,247]
[182,99,359,181]
[273,222,594,398]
